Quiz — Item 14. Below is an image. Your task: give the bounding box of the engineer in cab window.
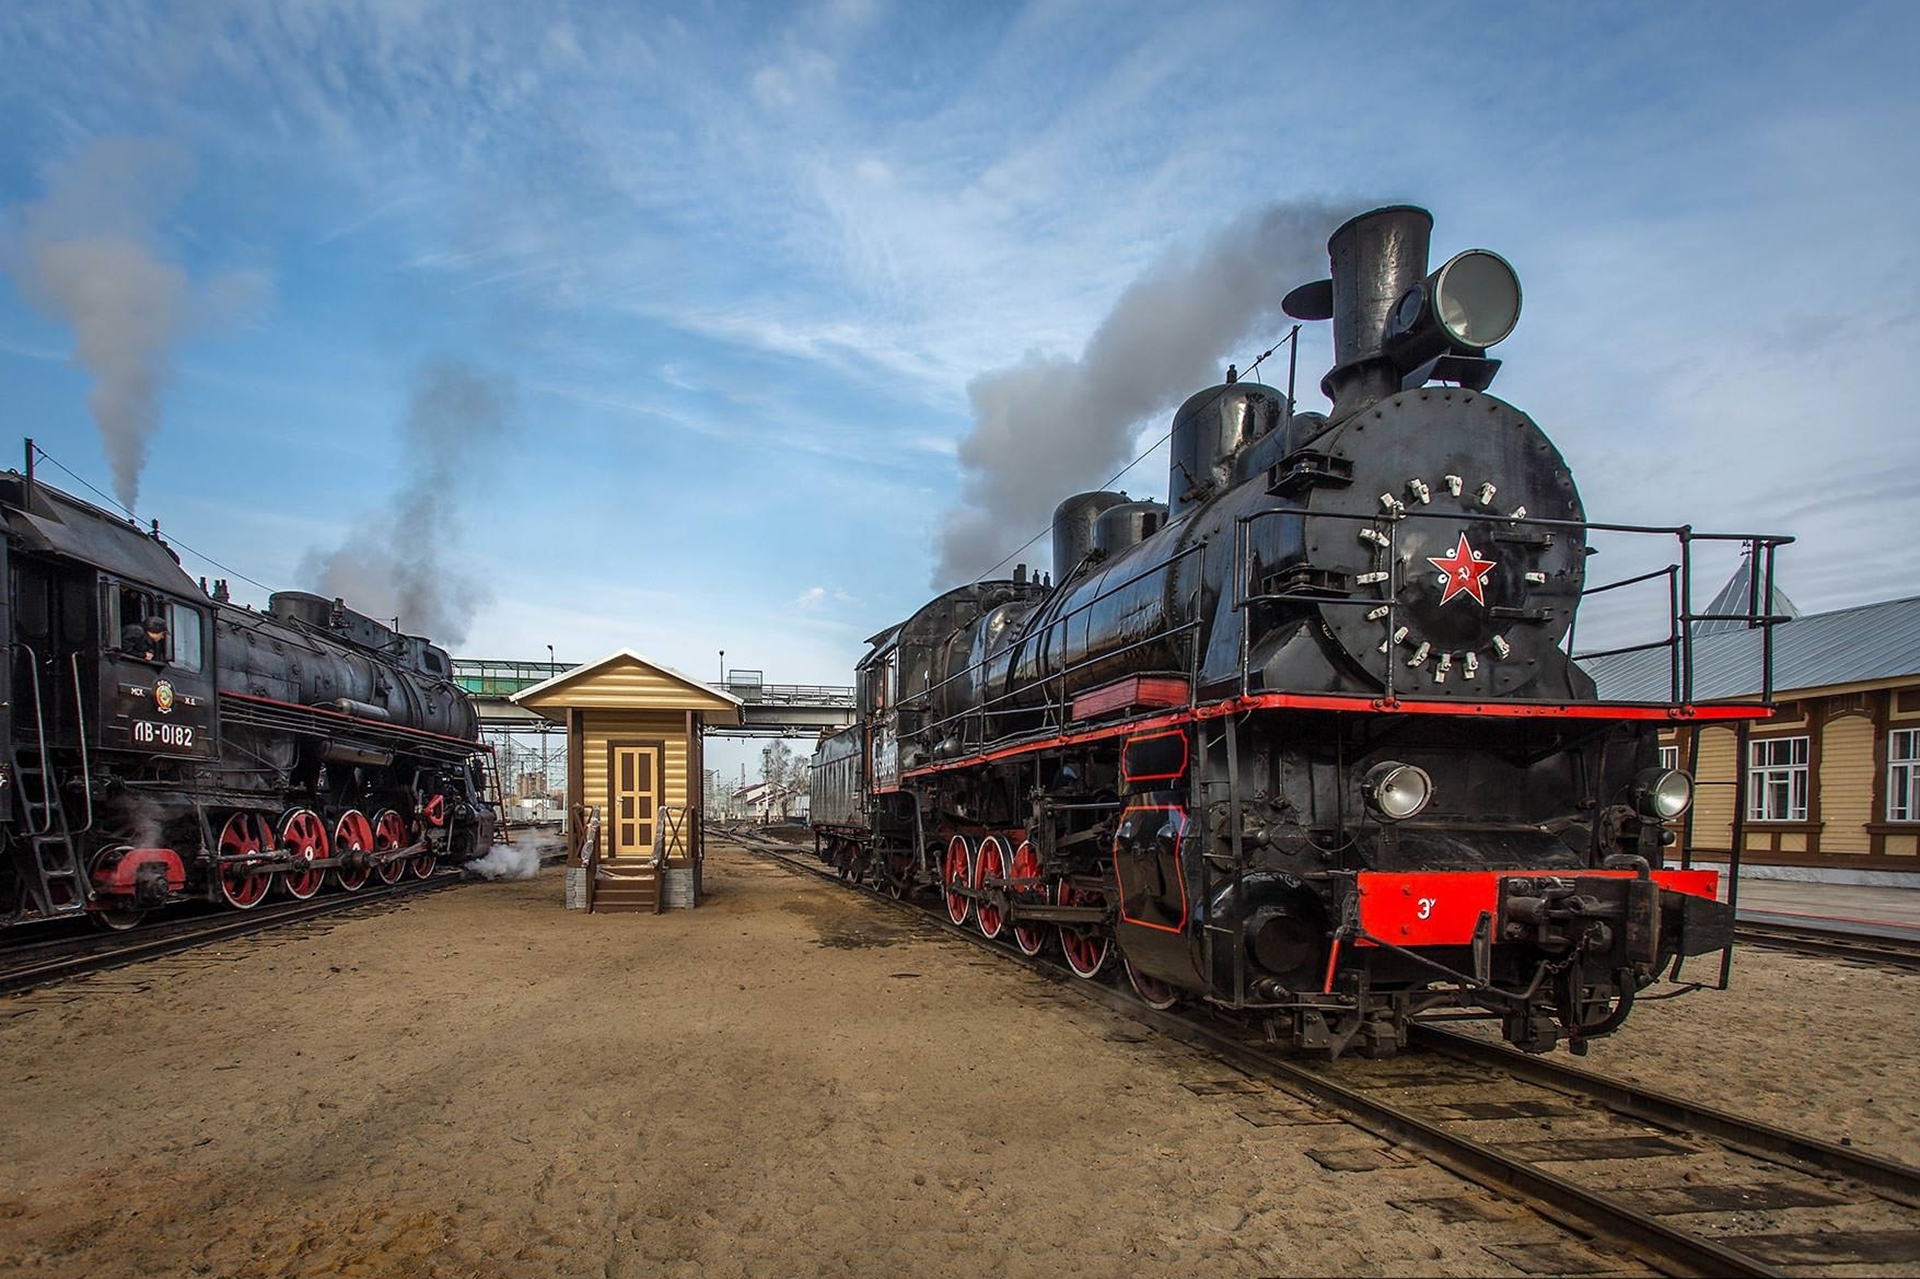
[122,614,169,664]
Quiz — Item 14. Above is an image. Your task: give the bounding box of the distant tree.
[760,741,802,818]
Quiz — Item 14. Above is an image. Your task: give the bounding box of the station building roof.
[1586,593,1920,702]
[510,649,744,725]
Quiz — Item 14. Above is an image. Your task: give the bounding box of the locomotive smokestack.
[1322,205,1432,422]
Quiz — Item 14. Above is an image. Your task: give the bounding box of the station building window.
[1747,735,1809,822]
[1890,728,1920,823]
[1659,745,1679,771]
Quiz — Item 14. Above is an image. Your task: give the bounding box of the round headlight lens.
[1635,768,1694,820]
[1364,762,1433,822]
[1433,249,1521,348]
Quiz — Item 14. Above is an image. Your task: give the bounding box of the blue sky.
[3,0,1917,715]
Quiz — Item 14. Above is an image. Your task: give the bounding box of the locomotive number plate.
[132,719,196,749]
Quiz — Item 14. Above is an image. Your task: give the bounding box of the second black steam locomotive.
[815,204,1789,1057]
[1,455,496,931]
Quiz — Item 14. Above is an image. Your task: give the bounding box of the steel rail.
[1733,920,1920,973]
[1413,1025,1920,1202]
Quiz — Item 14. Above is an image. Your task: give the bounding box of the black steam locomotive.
[1,455,495,930]
[813,205,1789,1057]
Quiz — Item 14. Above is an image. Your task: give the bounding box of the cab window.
[106,586,204,673]
[168,604,204,673]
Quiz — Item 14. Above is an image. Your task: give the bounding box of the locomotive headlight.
[1431,250,1522,348]
[1633,768,1694,821]
[1384,249,1523,379]
[1363,762,1433,822]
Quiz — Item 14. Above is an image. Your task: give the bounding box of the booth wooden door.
[608,741,663,860]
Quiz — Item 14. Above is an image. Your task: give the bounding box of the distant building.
[732,781,807,824]
[1589,567,1920,884]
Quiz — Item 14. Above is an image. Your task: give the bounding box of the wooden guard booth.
[511,650,742,913]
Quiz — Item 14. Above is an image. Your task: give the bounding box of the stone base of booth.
[663,866,699,909]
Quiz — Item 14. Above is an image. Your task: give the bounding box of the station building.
[1590,571,1920,885]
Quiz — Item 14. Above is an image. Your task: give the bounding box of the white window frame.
[1890,728,1920,823]
[1747,735,1809,822]
[1659,745,1679,771]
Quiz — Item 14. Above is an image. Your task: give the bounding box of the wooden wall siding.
[1686,724,1740,856]
[522,658,735,714]
[583,711,690,857]
[1820,713,1875,854]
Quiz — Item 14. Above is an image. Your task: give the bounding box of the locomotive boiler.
[815,205,1789,1057]
[1,457,496,930]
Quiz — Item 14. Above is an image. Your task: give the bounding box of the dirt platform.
[1,840,1915,1277]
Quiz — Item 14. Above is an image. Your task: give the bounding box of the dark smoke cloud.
[6,137,265,513]
[932,197,1364,588]
[299,361,520,647]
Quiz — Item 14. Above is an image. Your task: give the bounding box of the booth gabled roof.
[510,649,744,724]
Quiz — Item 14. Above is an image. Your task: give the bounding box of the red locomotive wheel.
[1009,839,1049,957]
[943,835,974,927]
[1055,876,1110,979]
[408,846,437,880]
[974,835,1008,941]
[1125,958,1183,1011]
[216,813,273,910]
[372,809,408,885]
[279,809,328,900]
[332,810,374,892]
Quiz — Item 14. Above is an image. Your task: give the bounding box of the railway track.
[1734,919,1920,973]
[1,838,568,996]
[730,827,1920,1277]
[0,874,463,995]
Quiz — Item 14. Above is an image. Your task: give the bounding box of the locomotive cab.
[99,580,218,761]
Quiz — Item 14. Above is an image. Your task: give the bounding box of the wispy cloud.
[0,335,64,361]
[2,0,1916,682]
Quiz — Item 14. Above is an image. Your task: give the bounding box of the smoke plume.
[464,841,541,881]
[932,198,1363,588]
[300,361,520,647]
[7,137,262,512]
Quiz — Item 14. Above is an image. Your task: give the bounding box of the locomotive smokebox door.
[1303,390,1585,698]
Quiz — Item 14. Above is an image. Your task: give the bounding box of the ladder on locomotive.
[6,648,91,918]
[484,749,511,845]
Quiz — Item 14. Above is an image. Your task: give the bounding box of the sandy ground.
[1,837,1915,1278]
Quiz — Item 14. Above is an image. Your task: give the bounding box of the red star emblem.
[1428,533,1496,607]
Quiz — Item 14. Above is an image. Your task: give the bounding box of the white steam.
[465,841,541,881]
[5,137,265,512]
[932,198,1363,588]
[299,360,520,647]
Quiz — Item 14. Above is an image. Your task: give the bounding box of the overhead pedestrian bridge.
[453,660,857,737]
